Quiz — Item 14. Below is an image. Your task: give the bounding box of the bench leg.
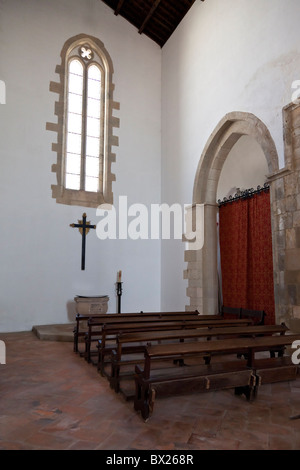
[85,339,91,363]
[73,334,78,353]
[98,351,105,376]
[110,362,121,393]
[141,402,150,421]
[110,362,115,390]
[97,350,101,372]
[234,372,257,401]
[234,385,255,401]
[134,380,151,421]
[148,388,156,417]
[134,377,143,412]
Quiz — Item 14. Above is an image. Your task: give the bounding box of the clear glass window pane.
[85,156,99,177]
[86,116,100,138]
[87,66,101,100]
[66,58,83,189]
[66,173,80,190]
[88,79,101,99]
[66,153,81,175]
[68,92,83,114]
[86,136,100,157]
[66,132,82,154]
[88,64,101,81]
[69,73,84,94]
[85,176,99,192]
[69,59,83,76]
[67,112,82,134]
[87,97,101,119]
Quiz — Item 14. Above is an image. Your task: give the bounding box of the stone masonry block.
[186,287,202,298]
[184,250,202,262]
[286,249,300,270]
[284,173,298,197]
[296,227,300,247]
[293,210,300,227]
[185,269,202,280]
[286,228,296,249]
[286,195,297,212]
[292,306,300,319]
[188,279,202,288]
[273,178,285,200]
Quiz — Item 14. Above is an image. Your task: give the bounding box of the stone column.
[269,101,300,331]
[184,203,218,314]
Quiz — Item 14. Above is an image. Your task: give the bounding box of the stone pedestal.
[74,295,109,316]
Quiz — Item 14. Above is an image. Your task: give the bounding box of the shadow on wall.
[66,300,76,322]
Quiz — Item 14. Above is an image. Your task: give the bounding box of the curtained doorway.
[218,186,275,325]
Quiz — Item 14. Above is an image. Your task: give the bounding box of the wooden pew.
[79,313,227,359]
[240,308,266,325]
[134,334,300,421]
[84,315,226,362]
[93,318,253,370]
[221,306,241,320]
[73,310,207,352]
[109,323,288,395]
[74,313,142,352]
[221,306,266,325]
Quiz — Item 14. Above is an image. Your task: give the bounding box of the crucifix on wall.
[70,213,96,270]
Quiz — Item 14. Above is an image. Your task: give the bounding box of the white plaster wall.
[0,0,162,331]
[161,0,300,310]
[217,136,269,201]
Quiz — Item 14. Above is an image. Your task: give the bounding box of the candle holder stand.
[116,282,123,314]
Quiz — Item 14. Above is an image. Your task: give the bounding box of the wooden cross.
[70,213,96,270]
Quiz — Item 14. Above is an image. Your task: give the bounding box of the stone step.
[32,323,75,342]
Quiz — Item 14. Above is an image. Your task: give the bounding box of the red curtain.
[219,190,275,324]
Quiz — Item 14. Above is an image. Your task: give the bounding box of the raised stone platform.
[32,323,75,342]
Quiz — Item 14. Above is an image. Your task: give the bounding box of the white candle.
[118,270,122,282]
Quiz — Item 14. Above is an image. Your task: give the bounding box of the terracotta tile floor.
[1,331,300,450]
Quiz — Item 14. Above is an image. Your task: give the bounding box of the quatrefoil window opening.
[79,45,94,61]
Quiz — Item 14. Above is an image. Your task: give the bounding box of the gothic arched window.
[48,35,119,208]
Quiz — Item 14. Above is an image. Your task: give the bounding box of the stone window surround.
[184,108,300,330]
[47,33,120,208]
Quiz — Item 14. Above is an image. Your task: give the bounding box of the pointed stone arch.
[185,111,279,314]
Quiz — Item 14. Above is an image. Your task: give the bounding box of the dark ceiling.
[100,0,204,48]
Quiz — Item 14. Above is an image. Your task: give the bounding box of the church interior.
[2,0,300,451]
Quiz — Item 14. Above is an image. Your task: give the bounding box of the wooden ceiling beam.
[114,0,126,16]
[139,0,162,34]
[181,0,195,7]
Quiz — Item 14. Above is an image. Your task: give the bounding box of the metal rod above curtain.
[217,182,270,207]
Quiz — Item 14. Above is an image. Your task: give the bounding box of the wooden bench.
[109,323,288,395]
[240,308,266,325]
[134,334,300,421]
[84,315,224,362]
[221,306,266,325]
[93,317,253,370]
[74,312,143,352]
[73,310,205,353]
[85,318,202,364]
[221,306,241,319]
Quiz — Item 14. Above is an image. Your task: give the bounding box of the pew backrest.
[240,308,266,325]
